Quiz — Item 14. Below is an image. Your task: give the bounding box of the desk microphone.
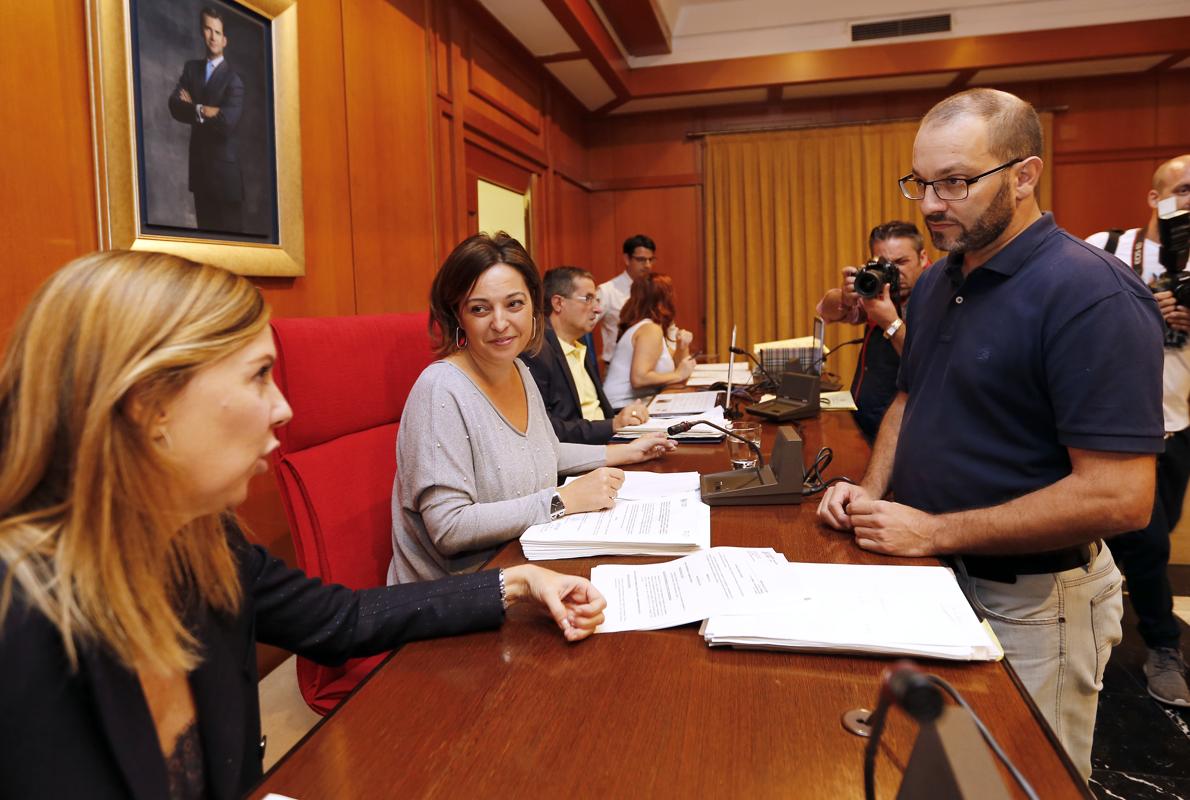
[667,419,764,481]
[728,346,779,390]
[881,661,944,723]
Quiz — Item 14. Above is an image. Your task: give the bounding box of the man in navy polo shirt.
[818,88,1165,780]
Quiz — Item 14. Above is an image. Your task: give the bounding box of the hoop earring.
[532,316,539,341]
[455,327,467,350]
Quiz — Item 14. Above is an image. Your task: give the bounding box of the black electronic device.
[744,371,820,422]
[1153,206,1190,303]
[696,425,805,505]
[854,257,901,300]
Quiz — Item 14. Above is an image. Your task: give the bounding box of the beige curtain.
[703,115,1053,390]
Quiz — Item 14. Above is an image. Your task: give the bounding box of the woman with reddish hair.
[603,272,696,408]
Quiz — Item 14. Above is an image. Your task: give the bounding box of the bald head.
[1153,155,1190,194]
[920,88,1043,162]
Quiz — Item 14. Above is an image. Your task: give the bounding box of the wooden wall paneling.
[610,186,705,347]
[255,0,357,323]
[456,7,548,159]
[1052,160,1158,239]
[550,173,593,270]
[340,0,439,315]
[1044,76,1157,156]
[1155,69,1190,150]
[546,85,590,185]
[587,112,698,179]
[0,0,98,344]
[436,107,463,261]
[432,0,453,103]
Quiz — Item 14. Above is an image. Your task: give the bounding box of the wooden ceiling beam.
[625,17,1190,98]
[539,0,631,98]
[596,0,671,57]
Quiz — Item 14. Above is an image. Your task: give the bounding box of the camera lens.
[854,270,882,299]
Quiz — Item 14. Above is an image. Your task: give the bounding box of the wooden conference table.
[251,411,1088,799]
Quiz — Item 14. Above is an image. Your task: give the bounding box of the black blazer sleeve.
[522,341,616,446]
[236,536,506,666]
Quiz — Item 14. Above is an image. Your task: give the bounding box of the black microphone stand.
[728,346,779,391]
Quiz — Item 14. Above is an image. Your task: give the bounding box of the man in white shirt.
[1087,153,1190,707]
[597,235,656,364]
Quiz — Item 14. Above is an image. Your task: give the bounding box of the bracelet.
[883,318,904,340]
[498,568,508,609]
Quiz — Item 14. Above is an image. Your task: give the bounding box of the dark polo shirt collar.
[943,212,1055,287]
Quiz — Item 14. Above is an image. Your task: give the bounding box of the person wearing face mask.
[389,233,676,585]
[520,266,651,445]
[1086,154,1190,707]
[0,250,607,799]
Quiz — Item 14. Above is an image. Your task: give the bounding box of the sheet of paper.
[617,407,726,437]
[564,471,700,501]
[648,391,721,416]
[703,563,1001,660]
[591,547,791,632]
[687,373,757,387]
[819,390,857,411]
[520,491,711,560]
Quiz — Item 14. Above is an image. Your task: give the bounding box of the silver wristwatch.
[549,492,566,520]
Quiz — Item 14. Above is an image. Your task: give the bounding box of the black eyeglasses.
[898,158,1024,201]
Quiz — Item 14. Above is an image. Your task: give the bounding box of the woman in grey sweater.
[390,234,674,583]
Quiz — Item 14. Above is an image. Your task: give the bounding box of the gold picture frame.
[87,0,304,276]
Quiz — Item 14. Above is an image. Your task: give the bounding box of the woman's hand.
[607,432,676,466]
[503,565,606,641]
[611,401,650,432]
[556,467,625,513]
[674,328,694,351]
[675,356,697,381]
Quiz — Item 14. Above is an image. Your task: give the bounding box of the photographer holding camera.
[1087,153,1190,707]
[817,221,929,440]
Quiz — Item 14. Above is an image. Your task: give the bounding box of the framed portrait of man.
[88,0,304,276]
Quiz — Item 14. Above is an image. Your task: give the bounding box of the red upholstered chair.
[269,312,435,715]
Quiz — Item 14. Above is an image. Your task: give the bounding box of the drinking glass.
[727,421,762,470]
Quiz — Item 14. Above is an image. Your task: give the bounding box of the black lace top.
[164,721,206,800]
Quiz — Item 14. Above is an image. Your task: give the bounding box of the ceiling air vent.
[851,14,951,42]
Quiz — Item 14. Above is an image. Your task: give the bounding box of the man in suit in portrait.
[522,266,650,445]
[168,5,245,233]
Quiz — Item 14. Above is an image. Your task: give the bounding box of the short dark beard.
[927,179,1015,254]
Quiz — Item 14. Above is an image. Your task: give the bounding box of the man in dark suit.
[167,5,245,233]
[523,267,650,445]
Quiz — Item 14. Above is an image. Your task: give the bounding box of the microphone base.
[700,426,804,505]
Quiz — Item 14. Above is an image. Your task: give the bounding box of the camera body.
[1150,270,1190,307]
[854,257,901,300]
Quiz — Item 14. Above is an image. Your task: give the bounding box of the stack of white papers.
[591,548,790,632]
[686,362,758,387]
[702,563,1002,662]
[520,492,711,561]
[564,471,700,501]
[615,407,727,441]
[648,390,721,416]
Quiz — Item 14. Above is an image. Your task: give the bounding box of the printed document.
[564,471,700,501]
[591,547,790,633]
[520,491,710,560]
[703,563,1002,661]
[648,391,721,416]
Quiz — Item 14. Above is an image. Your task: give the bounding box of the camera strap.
[1130,231,1145,276]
